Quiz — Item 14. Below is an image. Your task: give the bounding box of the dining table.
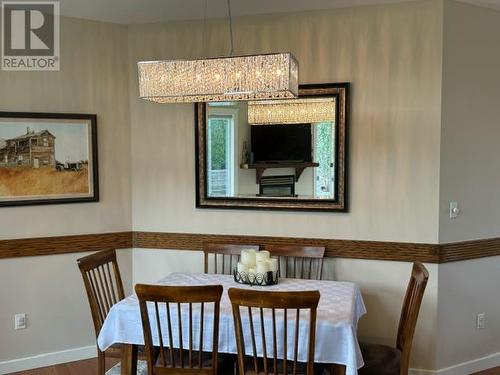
[97,272,367,375]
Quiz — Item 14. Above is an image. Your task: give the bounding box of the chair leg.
[331,364,346,375]
[121,344,138,375]
[98,349,105,375]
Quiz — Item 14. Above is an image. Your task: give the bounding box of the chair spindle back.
[135,284,223,375]
[77,249,125,337]
[229,288,320,375]
[203,243,259,275]
[266,245,325,280]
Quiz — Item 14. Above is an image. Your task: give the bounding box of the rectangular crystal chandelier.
[248,98,336,125]
[138,53,298,103]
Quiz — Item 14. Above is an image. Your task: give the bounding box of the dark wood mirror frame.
[195,82,349,212]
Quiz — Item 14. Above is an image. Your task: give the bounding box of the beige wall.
[0,17,132,363]
[437,257,500,370]
[3,0,499,372]
[0,250,133,363]
[128,1,443,370]
[439,0,500,243]
[0,17,131,240]
[128,0,443,243]
[437,0,500,369]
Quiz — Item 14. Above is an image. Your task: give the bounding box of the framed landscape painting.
[0,112,99,206]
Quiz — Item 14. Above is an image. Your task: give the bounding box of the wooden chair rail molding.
[0,232,132,259]
[1,231,499,263]
[133,232,440,262]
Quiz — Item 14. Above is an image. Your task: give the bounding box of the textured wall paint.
[439,1,500,243]
[128,0,443,244]
[437,256,500,369]
[437,0,500,368]
[0,18,131,240]
[6,0,500,371]
[127,3,443,370]
[0,17,132,361]
[0,250,133,362]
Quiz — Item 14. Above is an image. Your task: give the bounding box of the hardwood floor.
[8,357,119,375]
[7,360,500,375]
[473,367,500,375]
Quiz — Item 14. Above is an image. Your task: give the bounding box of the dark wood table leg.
[121,344,138,375]
[331,364,346,375]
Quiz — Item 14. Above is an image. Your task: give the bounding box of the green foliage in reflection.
[209,118,228,170]
[315,122,334,194]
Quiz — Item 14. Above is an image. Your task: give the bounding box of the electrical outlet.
[15,313,27,330]
[476,313,485,329]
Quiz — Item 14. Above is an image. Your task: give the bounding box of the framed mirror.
[195,83,349,211]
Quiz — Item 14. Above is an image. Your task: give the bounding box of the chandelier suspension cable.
[227,0,234,56]
[203,0,208,57]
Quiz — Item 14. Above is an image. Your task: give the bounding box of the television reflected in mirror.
[195,83,349,211]
[251,124,312,163]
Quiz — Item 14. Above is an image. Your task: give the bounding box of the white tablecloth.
[98,273,366,375]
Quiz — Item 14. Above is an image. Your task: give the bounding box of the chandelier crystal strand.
[138,53,299,103]
[248,98,336,125]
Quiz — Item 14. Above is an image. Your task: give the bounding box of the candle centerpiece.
[234,249,278,286]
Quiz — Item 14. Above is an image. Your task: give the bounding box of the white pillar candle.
[256,260,271,274]
[268,258,279,272]
[237,262,249,273]
[255,250,270,262]
[240,249,256,266]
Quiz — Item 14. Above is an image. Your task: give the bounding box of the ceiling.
[59,0,500,25]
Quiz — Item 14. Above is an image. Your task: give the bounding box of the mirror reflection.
[206,97,337,199]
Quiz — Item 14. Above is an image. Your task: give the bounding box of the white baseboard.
[0,345,97,375]
[410,351,500,375]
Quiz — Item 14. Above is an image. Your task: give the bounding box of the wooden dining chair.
[265,245,325,280]
[135,284,227,375]
[78,249,146,375]
[203,243,260,275]
[229,288,320,375]
[358,262,429,375]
